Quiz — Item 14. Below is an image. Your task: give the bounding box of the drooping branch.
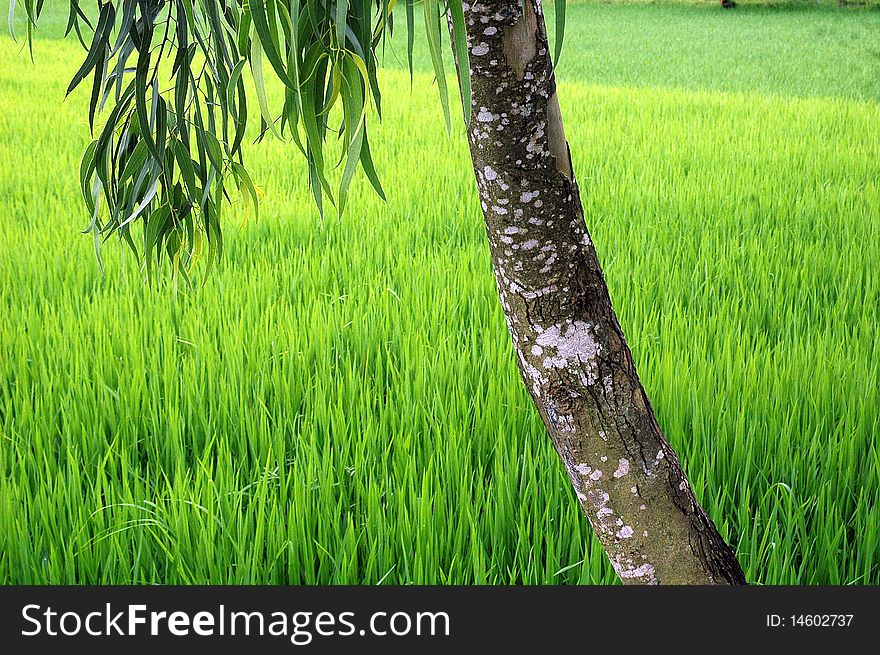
[7,0,570,276]
[9,1,570,276]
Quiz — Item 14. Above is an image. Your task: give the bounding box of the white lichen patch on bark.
[613,562,657,584]
[613,458,630,478]
[558,415,576,433]
[516,350,544,396]
[471,43,490,56]
[520,284,557,300]
[533,321,600,385]
[477,107,496,122]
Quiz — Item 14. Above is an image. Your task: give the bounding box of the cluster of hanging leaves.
[9,0,565,277]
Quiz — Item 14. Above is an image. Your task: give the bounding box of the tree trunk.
[454,0,746,584]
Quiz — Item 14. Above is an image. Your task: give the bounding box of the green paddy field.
[1,2,878,584]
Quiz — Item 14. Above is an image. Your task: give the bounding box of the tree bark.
[454,0,746,584]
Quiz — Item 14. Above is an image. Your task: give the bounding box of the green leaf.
[229,60,249,154]
[65,2,114,97]
[250,36,282,139]
[359,128,385,201]
[229,159,260,222]
[336,0,348,48]
[118,141,149,186]
[134,39,161,166]
[8,0,16,42]
[249,0,298,89]
[119,177,159,228]
[447,0,472,125]
[338,58,365,213]
[144,203,171,273]
[173,141,198,198]
[404,0,415,80]
[554,0,567,65]
[300,44,333,202]
[423,0,451,133]
[203,130,224,176]
[79,140,99,213]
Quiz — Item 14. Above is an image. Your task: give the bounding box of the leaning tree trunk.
[453,0,746,584]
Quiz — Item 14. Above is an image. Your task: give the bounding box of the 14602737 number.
[766,614,855,628]
[791,614,854,627]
